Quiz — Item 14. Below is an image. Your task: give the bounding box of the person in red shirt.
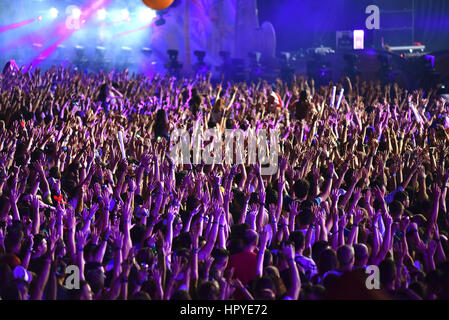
[227,229,259,287]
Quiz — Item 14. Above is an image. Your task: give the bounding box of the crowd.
[0,62,449,300]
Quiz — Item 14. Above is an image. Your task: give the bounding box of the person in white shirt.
[289,231,318,282]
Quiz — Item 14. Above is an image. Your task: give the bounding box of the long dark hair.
[299,90,308,102]
[97,83,109,103]
[153,109,168,139]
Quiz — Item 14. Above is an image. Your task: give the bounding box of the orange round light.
[142,0,174,10]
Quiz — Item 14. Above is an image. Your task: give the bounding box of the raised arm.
[282,243,301,300]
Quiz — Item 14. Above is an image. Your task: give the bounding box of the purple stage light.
[114,22,155,38]
[0,18,36,33]
[27,0,112,69]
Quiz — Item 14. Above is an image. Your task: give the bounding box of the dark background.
[258,0,449,52]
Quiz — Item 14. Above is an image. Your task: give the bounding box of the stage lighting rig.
[94,46,111,72]
[74,45,88,70]
[193,50,210,75]
[53,45,67,66]
[164,50,182,77]
[116,46,134,71]
[155,10,167,26]
[306,50,332,87]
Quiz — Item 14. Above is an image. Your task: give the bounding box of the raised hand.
[415,240,427,254]
[89,203,99,220]
[330,189,340,205]
[365,189,372,204]
[432,183,441,199]
[279,156,288,173]
[353,187,362,202]
[167,204,178,223]
[338,214,348,229]
[289,201,300,216]
[281,243,295,260]
[312,167,320,182]
[259,224,270,249]
[171,256,184,279]
[353,208,365,225]
[30,194,40,210]
[373,185,385,200]
[114,231,124,251]
[393,240,406,263]
[8,184,21,205]
[384,212,393,228]
[76,230,88,248]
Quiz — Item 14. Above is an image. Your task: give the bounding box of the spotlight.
[72,8,81,19]
[97,9,107,21]
[139,7,156,23]
[141,47,152,56]
[120,9,130,21]
[49,8,59,19]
